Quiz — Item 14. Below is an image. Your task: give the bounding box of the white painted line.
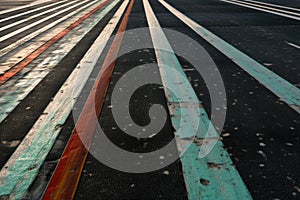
[0,1,64,23]
[286,41,300,49]
[225,0,300,17]
[220,0,300,21]
[159,0,300,113]
[0,0,126,198]
[0,0,110,123]
[243,0,300,12]
[0,0,99,75]
[0,0,56,15]
[0,0,98,58]
[0,0,91,42]
[0,1,80,31]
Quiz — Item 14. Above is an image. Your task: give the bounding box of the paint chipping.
[168,101,203,109]
[207,162,225,169]
[200,178,210,186]
[55,124,63,130]
[193,137,219,146]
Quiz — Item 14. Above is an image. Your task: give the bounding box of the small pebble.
[259,143,266,147]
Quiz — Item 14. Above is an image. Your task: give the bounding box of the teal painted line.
[159,0,300,114]
[143,0,252,199]
[0,1,121,199]
[181,141,253,200]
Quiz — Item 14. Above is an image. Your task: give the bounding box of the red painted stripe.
[42,0,135,199]
[0,0,110,85]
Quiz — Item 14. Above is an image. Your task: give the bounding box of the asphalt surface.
[0,0,299,199]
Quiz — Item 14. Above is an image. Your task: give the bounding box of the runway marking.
[0,1,122,199]
[243,0,300,12]
[0,0,80,31]
[0,0,55,15]
[220,0,300,21]
[0,0,91,42]
[42,0,133,199]
[0,0,111,85]
[286,41,300,49]
[159,0,300,114]
[0,0,98,58]
[0,1,65,23]
[143,0,252,199]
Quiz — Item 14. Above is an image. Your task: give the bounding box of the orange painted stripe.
[42,0,135,199]
[0,0,111,85]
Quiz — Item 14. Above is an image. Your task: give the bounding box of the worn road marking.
[0,0,107,124]
[0,0,108,124]
[0,1,122,199]
[220,0,300,21]
[0,0,111,85]
[0,0,55,15]
[0,0,80,31]
[0,0,99,74]
[143,0,252,199]
[0,1,64,23]
[160,0,300,114]
[0,0,98,58]
[42,0,133,199]
[0,0,90,42]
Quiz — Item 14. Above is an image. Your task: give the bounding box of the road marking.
[220,0,300,21]
[0,0,91,42]
[159,0,300,114]
[0,1,122,199]
[0,0,99,75]
[243,0,300,12]
[42,0,133,199]
[0,0,55,15]
[143,0,252,199]
[0,0,111,85]
[0,0,80,31]
[0,0,108,124]
[286,41,300,49]
[223,0,300,17]
[0,1,65,23]
[0,0,98,58]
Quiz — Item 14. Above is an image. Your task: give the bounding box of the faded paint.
[0,0,106,123]
[42,0,133,199]
[0,0,121,198]
[143,0,252,199]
